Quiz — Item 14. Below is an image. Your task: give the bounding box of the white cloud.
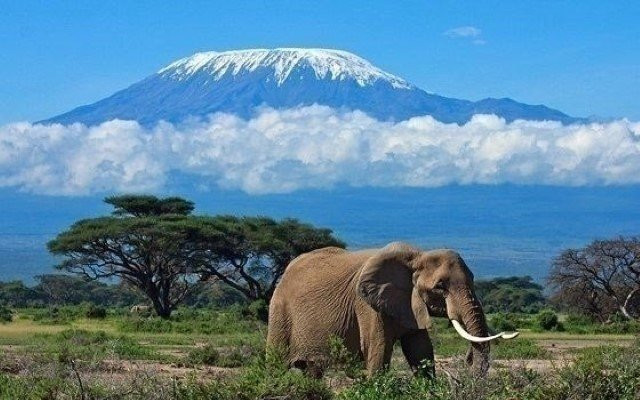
[444,26,482,38]
[1,106,640,195]
[444,26,485,45]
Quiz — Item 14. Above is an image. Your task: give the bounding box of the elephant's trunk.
[448,289,491,376]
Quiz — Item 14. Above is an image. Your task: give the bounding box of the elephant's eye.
[433,281,447,291]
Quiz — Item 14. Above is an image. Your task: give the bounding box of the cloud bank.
[1,106,639,195]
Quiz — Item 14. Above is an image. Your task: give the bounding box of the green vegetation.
[475,276,546,314]
[0,305,12,323]
[0,304,637,399]
[535,309,562,331]
[48,194,344,318]
[2,213,639,398]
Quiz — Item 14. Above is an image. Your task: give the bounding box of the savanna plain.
[0,298,638,399]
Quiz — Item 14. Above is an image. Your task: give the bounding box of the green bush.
[187,344,220,365]
[0,305,12,323]
[535,309,562,331]
[490,312,519,331]
[245,299,269,322]
[85,304,107,319]
[207,349,333,400]
[27,305,86,324]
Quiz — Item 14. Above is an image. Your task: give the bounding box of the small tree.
[549,236,640,320]
[48,195,201,318]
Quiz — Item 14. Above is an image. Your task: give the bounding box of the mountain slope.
[42,48,580,126]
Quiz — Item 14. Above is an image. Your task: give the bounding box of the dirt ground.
[0,334,634,388]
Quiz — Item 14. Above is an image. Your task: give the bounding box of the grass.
[0,307,638,399]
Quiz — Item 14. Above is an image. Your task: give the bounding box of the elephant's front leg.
[362,326,396,376]
[364,339,395,376]
[401,330,435,377]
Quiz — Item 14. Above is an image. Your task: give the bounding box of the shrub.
[28,305,85,324]
[212,349,333,400]
[85,304,107,319]
[490,312,519,331]
[187,344,220,365]
[0,305,12,323]
[535,309,562,331]
[328,335,364,378]
[245,299,269,322]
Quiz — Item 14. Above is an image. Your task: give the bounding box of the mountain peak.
[157,48,413,89]
[41,47,582,126]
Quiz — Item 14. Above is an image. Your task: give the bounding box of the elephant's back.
[279,247,374,295]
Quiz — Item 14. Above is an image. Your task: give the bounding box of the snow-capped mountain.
[43,48,580,126]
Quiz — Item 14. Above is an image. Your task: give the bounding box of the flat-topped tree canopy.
[105,194,194,217]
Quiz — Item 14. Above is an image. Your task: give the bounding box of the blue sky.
[1,0,638,124]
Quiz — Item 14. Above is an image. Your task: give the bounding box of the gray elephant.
[267,242,518,377]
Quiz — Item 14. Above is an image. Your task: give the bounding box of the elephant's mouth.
[450,319,519,343]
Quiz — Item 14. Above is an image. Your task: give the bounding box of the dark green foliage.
[536,309,562,331]
[34,274,144,306]
[0,305,12,323]
[28,305,84,324]
[85,304,107,319]
[244,299,269,322]
[48,194,344,317]
[0,276,143,308]
[183,281,246,308]
[489,312,520,331]
[196,215,345,302]
[186,344,220,365]
[105,194,194,217]
[475,276,546,314]
[0,281,38,308]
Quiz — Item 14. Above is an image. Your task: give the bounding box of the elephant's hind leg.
[266,300,291,360]
[401,330,435,377]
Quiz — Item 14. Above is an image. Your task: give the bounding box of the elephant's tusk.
[450,320,520,343]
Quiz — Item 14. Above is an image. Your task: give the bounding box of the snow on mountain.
[42,48,581,126]
[158,48,413,89]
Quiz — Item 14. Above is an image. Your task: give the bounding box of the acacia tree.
[48,195,345,318]
[48,195,202,318]
[195,216,345,304]
[548,236,640,320]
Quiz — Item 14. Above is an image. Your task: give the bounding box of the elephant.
[267,242,518,377]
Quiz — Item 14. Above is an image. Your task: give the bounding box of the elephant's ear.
[357,251,430,330]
